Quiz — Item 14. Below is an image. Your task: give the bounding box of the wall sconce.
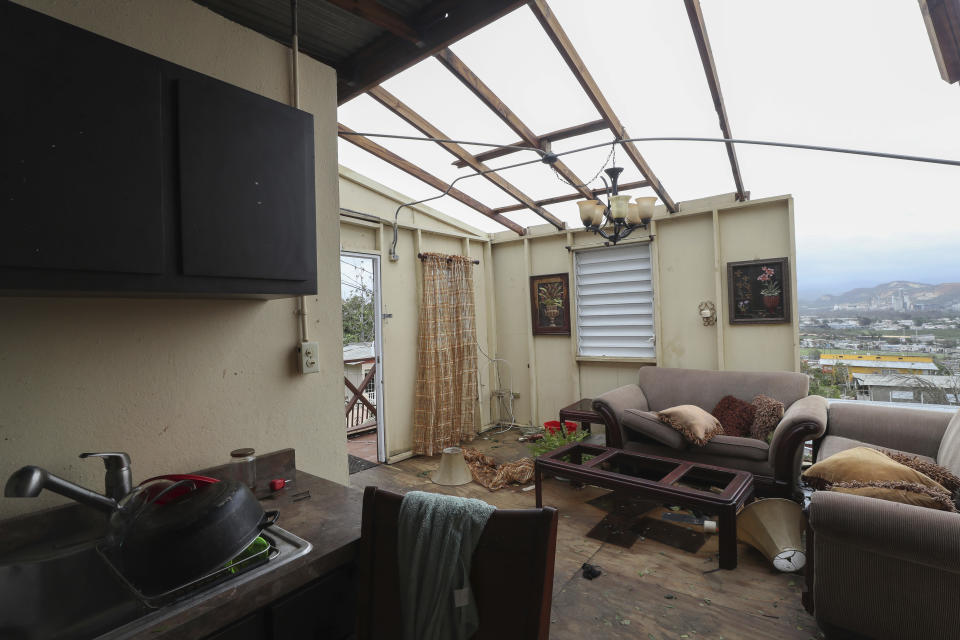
[699,301,717,326]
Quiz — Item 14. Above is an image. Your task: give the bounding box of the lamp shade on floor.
[432,446,473,486]
[737,498,807,572]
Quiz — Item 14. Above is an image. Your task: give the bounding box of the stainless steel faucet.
[4,452,132,513]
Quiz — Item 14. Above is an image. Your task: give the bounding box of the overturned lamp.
[737,498,807,572]
[432,447,472,486]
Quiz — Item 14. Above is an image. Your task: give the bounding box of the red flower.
[544,420,578,435]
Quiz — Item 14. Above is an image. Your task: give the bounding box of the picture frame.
[530,273,571,335]
[727,257,791,324]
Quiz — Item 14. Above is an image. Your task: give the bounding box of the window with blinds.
[574,243,655,358]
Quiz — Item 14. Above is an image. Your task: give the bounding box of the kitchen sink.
[0,525,312,640]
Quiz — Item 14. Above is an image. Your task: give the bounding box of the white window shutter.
[575,243,655,358]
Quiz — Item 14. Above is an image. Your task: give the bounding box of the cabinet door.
[270,566,357,640]
[0,1,164,276]
[177,74,316,283]
[203,610,269,640]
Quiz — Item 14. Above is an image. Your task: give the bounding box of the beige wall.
[489,194,799,429]
[1,0,344,519]
[339,168,495,459]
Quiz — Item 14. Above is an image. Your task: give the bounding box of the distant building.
[853,374,959,405]
[343,342,376,402]
[820,353,939,379]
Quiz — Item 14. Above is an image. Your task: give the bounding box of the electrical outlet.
[299,341,319,374]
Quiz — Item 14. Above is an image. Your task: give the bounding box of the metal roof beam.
[683,0,747,201]
[527,0,678,212]
[451,119,607,167]
[367,85,566,229]
[492,179,651,214]
[434,47,594,200]
[338,123,526,234]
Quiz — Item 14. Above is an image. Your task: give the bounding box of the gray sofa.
[805,403,960,640]
[592,367,828,498]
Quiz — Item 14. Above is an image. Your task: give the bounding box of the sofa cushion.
[699,435,769,461]
[830,481,957,512]
[816,435,936,464]
[657,405,724,446]
[623,440,775,478]
[637,367,808,413]
[936,410,960,478]
[711,395,755,437]
[750,394,784,442]
[622,409,686,449]
[803,446,946,492]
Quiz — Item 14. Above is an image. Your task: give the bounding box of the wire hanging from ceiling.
[336,131,960,261]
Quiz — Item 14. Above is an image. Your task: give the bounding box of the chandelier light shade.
[577,167,657,245]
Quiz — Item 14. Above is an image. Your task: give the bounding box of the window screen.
[574,243,655,358]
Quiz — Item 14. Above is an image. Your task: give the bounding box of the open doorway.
[341,252,385,470]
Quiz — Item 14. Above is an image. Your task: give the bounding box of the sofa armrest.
[825,402,952,459]
[592,385,649,449]
[810,490,960,572]
[807,491,960,637]
[768,394,827,490]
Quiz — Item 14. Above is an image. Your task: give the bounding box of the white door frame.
[341,251,386,462]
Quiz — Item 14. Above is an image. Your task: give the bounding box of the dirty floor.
[350,429,821,640]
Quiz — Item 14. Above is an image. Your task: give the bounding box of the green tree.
[913,317,924,327]
[857,316,873,327]
[342,293,374,345]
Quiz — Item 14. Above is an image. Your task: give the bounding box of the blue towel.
[397,491,495,640]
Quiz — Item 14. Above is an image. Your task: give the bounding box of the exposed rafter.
[452,118,607,167]
[683,0,747,201]
[492,180,650,214]
[338,123,526,234]
[337,0,527,104]
[325,0,423,46]
[434,47,594,200]
[367,85,566,229]
[527,0,678,213]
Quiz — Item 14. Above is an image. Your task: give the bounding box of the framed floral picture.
[530,273,571,335]
[727,258,790,324]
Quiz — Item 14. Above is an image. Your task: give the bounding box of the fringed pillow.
[830,480,957,512]
[802,446,948,493]
[711,395,755,438]
[658,405,724,446]
[882,451,960,494]
[750,394,784,442]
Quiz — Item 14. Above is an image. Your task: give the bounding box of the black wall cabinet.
[0,1,318,298]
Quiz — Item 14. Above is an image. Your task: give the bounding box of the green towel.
[397,491,495,640]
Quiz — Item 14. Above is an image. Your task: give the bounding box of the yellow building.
[820,353,938,378]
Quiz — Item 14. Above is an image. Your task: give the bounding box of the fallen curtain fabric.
[413,253,478,456]
[397,491,495,640]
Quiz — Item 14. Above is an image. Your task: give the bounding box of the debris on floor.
[581,563,602,580]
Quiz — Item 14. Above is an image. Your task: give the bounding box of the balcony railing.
[345,364,377,434]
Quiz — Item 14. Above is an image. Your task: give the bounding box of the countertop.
[139,470,363,639]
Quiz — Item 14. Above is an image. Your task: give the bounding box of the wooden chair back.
[356,486,558,640]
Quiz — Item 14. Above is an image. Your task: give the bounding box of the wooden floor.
[350,431,822,640]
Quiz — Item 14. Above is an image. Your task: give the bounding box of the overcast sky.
[337,0,960,300]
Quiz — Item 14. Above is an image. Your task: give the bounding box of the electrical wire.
[338,131,960,261]
[474,338,517,434]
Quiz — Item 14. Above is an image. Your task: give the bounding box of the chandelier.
[576,167,657,245]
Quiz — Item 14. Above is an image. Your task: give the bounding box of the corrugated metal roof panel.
[194,0,386,65]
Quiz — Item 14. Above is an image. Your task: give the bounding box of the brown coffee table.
[534,443,754,570]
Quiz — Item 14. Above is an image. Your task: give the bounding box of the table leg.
[718,505,738,570]
[535,466,543,508]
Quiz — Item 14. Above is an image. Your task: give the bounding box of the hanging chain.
[550,140,617,192]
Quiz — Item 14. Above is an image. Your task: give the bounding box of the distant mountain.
[801,281,960,311]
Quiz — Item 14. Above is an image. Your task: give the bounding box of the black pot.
[115,479,278,595]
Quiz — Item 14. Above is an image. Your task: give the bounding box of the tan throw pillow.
[882,451,960,494]
[750,394,784,442]
[657,405,724,447]
[830,480,957,512]
[802,446,948,492]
